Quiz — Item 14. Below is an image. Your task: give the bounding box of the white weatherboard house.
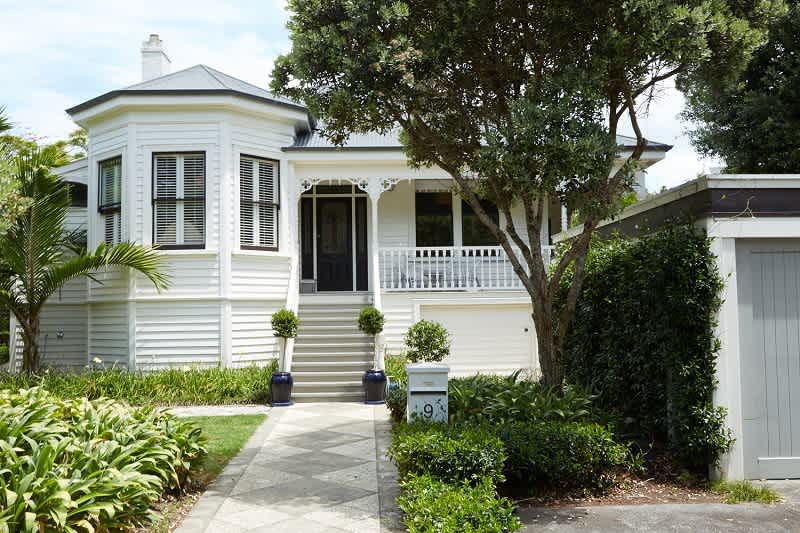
[9,35,671,401]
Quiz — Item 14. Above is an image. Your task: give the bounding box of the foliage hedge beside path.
[562,224,731,470]
[0,387,206,531]
[0,362,278,406]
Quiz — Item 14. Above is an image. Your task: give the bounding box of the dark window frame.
[98,156,122,244]
[414,191,454,247]
[461,199,500,246]
[239,154,280,252]
[151,151,206,250]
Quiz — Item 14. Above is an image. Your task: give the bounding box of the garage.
[737,239,800,479]
[420,303,537,377]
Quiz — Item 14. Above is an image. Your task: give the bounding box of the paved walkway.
[176,402,402,533]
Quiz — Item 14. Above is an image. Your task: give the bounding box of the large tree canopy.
[683,1,796,172]
[273,0,780,385]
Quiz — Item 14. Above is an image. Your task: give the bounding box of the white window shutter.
[258,161,277,247]
[240,156,278,249]
[182,154,205,245]
[154,156,177,245]
[240,158,255,246]
[99,158,122,244]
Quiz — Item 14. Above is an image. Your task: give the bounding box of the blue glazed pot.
[363,369,387,404]
[271,371,293,406]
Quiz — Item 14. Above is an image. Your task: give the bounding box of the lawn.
[147,414,267,532]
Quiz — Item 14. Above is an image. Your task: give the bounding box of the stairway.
[292,293,374,402]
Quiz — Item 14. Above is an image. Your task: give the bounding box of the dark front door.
[316,198,353,291]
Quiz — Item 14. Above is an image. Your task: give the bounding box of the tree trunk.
[21,319,39,373]
[532,305,563,387]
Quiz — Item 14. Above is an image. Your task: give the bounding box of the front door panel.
[316,198,353,291]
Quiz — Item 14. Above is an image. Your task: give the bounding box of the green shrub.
[404,319,451,363]
[399,474,521,533]
[561,225,731,470]
[388,423,506,485]
[0,344,7,365]
[449,372,600,426]
[0,362,278,406]
[271,308,299,339]
[358,306,385,336]
[0,387,206,531]
[497,421,628,493]
[712,480,782,504]
[385,353,408,387]
[386,385,407,422]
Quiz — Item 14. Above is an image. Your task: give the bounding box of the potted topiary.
[271,308,299,406]
[358,306,387,404]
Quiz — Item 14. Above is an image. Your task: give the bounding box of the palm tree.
[0,144,169,371]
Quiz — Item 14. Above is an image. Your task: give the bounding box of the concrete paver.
[176,402,400,533]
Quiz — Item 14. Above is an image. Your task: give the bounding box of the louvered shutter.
[182,154,205,245]
[154,156,177,245]
[99,157,121,244]
[153,154,205,247]
[240,156,279,249]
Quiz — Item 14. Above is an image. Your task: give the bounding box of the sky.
[0,0,720,192]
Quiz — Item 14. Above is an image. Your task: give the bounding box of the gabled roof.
[285,129,673,152]
[66,64,309,117]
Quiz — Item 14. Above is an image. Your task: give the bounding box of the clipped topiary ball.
[271,308,299,339]
[404,319,451,363]
[358,306,385,336]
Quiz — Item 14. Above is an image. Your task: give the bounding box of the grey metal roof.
[285,129,673,152]
[66,64,309,117]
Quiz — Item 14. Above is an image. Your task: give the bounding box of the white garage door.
[421,304,536,377]
[737,240,800,478]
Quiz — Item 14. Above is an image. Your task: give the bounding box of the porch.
[292,177,557,296]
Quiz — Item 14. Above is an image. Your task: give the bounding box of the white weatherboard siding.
[135,302,221,369]
[231,302,282,367]
[231,255,291,299]
[37,305,88,371]
[89,303,128,367]
[136,253,220,298]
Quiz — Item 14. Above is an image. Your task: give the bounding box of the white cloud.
[8,90,79,142]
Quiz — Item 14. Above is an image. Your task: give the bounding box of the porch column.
[354,177,401,372]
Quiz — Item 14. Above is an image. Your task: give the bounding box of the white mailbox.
[406,363,449,423]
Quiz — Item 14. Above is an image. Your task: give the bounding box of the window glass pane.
[315,184,352,195]
[68,182,87,208]
[415,192,452,246]
[99,157,121,208]
[462,200,499,246]
[240,156,279,248]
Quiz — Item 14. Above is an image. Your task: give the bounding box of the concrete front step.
[294,343,373,354]
[297,324,363,333]
[293,381,363,394]
[293,370,366,382]
[292,360,372,371]
[292,391,365,403]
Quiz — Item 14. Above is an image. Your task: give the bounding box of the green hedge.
[388,423,506,485]
[0,387,206,531]
[497,421,629,493]
[562,225,732,469]
[0,362,278,406]
[399,474,521,533]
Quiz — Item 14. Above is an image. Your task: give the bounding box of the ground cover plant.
[398,474,521,533]
[712,480,782,505]
[146,414,266,532]
[388,423,506,485]
[0,362,278,406]
[0,387,206,532]
[562,225,731,471]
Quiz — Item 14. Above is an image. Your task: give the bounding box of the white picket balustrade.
[379,245,556,291]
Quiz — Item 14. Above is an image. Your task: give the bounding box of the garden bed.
[0,362,278,406]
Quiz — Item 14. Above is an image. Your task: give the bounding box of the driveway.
[518,481,800,532]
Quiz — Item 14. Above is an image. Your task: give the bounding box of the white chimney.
[141,34,171,82]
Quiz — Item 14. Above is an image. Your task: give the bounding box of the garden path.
[175,402,403,533]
